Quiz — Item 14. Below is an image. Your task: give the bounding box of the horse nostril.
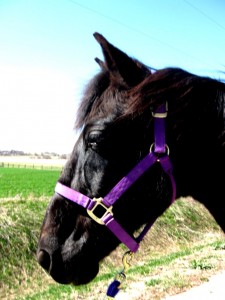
[37,250,51,271]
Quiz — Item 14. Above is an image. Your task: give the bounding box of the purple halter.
[55,103,176,252]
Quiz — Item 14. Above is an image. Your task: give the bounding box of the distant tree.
[42,154,51,159]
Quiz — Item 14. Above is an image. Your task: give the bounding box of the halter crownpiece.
[55,102,176,252]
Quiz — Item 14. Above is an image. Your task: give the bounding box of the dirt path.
[115,271,225,299]
[113,241,225,300]
[163,271,225,299]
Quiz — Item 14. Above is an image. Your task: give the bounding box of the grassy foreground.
[0,168,225,299]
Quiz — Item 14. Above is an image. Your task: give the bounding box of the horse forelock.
[75,70,110,129]
[75,69,133,129]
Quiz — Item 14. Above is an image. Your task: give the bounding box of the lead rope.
[104,251,134,299]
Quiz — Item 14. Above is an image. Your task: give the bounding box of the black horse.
[37,33,225,286]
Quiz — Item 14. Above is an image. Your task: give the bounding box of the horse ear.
[95,57,106,70]
[93,32,150,87]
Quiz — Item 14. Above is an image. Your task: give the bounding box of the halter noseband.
[55,102,176,252]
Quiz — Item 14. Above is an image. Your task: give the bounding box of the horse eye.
[86,131,103,150]
[88,142,98,149]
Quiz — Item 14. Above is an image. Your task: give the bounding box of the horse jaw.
[37,192,120,285]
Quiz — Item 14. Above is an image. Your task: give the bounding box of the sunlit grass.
[1,168,225,299]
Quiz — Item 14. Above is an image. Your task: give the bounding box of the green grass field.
[0,168,61,198]
[1,167,225,300]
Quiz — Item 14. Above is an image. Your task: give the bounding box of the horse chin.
[72,260,100,285]
[37,242,100,285]
[49,258,99,286]
[72,264,99,286]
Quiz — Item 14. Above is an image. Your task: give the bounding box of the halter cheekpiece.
[55,102,176,252]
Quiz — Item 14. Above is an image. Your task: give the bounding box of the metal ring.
[149,143,170,155]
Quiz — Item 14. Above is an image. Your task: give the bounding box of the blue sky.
[0,0,225,154]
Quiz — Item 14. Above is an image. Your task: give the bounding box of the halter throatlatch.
[55,102,176,252]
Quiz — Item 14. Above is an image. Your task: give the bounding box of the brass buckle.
[152,102,168,118]
[87,197,113,225]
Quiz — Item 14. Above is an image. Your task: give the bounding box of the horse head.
[36,33,172,285]
[37,33,225,286]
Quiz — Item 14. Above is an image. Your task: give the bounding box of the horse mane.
[128,68,225,117]
[75,66,225,129]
